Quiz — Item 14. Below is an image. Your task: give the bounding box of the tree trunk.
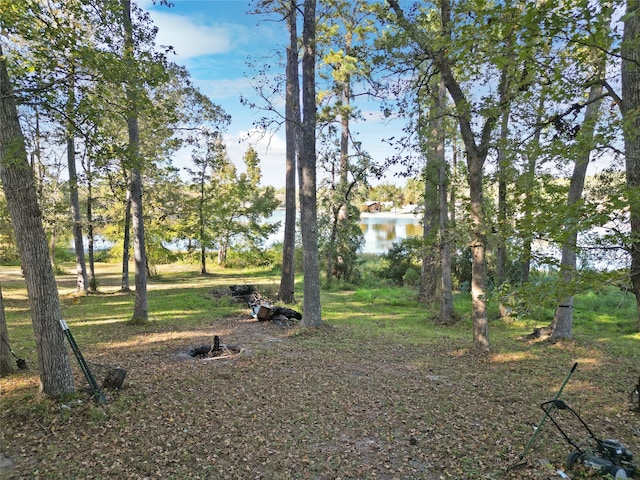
[439,156,453,323]
[121,186,131,291]
[300,0,322,327]
[419,78,444,304]
[551,67,605,340]
[387,0,495,350]
[0,285,13,376]
[85,154,97,291]
[496,108,510,318]
[66,71,88,293]
[278,0,300,304]
[200,243,207,274]
[434,78,453,323]
[123,0,148,324]
[439,60,492,352]
[0,46,75,397]
[520,94,545,285]
[622,1,640,332]
[467,149,489,351]
[199,174,207,274]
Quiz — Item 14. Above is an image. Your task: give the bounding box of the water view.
[359,213,423,254]
[267,210,422,255]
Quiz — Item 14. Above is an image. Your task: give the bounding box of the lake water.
[267,210,422,255]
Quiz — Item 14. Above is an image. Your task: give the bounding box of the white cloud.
[196,77,254,100]
[151,11,236,59]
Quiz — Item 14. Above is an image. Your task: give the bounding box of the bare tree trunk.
[551,68,605,340]
[278,0,300,304]
[130,166,148,323]
[622,0,640,332]
[300,0,322,327]
[66,71,88,293]
[439,60,492,352]
[419,77,444,304]
[0,285,13,376]
[0,47,74,396]
[439,156,453,322]
[199,174,207,274]
[84,152,97,291]
[434,78,453,322]
[496,108,510,313]
[217,238,228,266]
[121,186,131,291]
[200,243,206,274]
[123,0,148,324]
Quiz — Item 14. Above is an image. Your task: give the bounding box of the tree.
[417,79,444,305]
[551,75,606,340]
[386,0,509,351]
[189,144,279,268]
[621,1,640,331]
[121,0,147,324]
[0,45,74,397]
[300,0,322,327]
[316,0,375,285]
[66,68,89,293]
[185,132,226,274]
[278,0,301,303]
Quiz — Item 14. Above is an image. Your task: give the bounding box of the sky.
[138,0,403,188]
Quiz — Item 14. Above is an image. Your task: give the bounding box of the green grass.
[1,262,639,480]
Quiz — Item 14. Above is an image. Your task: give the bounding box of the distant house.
[363,201,382,213]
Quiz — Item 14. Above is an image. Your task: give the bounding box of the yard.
[1,263,638,479]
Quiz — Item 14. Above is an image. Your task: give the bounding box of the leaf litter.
[1,314,638,480]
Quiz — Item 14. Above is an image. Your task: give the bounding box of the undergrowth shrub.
[380,237,422,285]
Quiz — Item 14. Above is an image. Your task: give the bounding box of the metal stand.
[60,320,107,405]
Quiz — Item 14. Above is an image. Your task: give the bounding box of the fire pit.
[177,335,244,361]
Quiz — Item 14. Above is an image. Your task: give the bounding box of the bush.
[380,237,422,285]
[225,246,278,269]
[403,267,420,287]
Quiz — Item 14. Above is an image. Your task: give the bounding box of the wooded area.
[0,0,638,399]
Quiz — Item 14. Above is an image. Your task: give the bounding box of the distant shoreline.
[360,208,420,219]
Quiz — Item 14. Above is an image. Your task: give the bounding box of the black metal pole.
[60,320,107,405]
[516,362,578,463]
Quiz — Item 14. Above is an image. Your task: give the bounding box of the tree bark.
[278,0,300,304]
[439,154,453,323]
[199,166,207,274]
[550,62,605,340]
[84,151,97,291]
[435,78,453,323]
[0,46,75,396]
[622,1,640,332]
[418,83,441,304]
[439,53,493,353]
[496,108,510,314]
[0,285,13,376]
[66,70,88,293]
[300,0,322,327]
[122,0,148,324]
[121,185,131,291]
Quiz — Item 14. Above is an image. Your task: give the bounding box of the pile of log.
[229,285,302,324]
[250,303,302,323]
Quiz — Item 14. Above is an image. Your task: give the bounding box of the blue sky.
[139,0,403,188]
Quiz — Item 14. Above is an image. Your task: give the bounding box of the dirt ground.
[1,310,639,479]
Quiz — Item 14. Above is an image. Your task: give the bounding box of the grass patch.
[1,262,639,479]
